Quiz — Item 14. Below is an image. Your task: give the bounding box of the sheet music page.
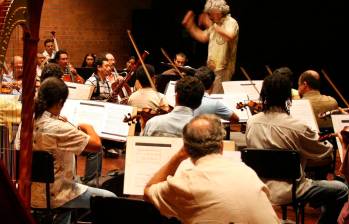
[209,93,252,122]
[222,80,263,101]
[124,136,239,195]
[124,136,183,195]
[65,82,94,100]
[61,99,134,141]
[164,81,176,107]
[60,99,80,125]
[290,99,319,132]
[100,103,134,141]
[331,114,349,162]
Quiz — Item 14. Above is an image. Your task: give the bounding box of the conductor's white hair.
[204,0,230,14]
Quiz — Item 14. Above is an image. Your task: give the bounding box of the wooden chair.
[240,148,305,224]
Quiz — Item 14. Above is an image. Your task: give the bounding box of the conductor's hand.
[198,12,212,29]
[182,10,195,29]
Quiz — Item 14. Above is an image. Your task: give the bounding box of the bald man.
[298,70,338,130]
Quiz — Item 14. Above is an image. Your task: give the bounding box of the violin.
[108,51,149,104]
[236,100,263,115]
[318,108,349,119]
[124,106,172,133]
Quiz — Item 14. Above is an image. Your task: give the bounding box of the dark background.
[131,0,348,106]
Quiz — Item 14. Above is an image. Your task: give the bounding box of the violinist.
[143,76,205,137]
[162,52,188,76]
[15,77,116,223]
[54,50,84,84]
[246,73,348,224]
[128,64,170,112]
[298,70,338,130]
[194,66,239,124]
[1,55,23,95]
[85,57,112,101]
[272,67,300,100]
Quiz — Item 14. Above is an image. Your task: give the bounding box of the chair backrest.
[240,148,301,180]
[31,150,54,210]
[31,151,54,183]
[90,196,165,224]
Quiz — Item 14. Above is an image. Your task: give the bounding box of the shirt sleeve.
[214,100,233,121]
[298,126,333,160]
[55,122,90,155]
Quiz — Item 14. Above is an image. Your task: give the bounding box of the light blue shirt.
[194,93,232,121]
[143,106,193,137]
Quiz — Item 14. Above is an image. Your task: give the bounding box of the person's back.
[144,114,279,223]
[143,76,204,137]
[246,73,348,223]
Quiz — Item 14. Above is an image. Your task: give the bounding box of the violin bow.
[160,48,184,78]
[265,65,273,76]
[239,66,260,96]
[127,30,156,90]
[321,69,349,108]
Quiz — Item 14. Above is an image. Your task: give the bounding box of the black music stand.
[155,74,180,94]
[76,67,95,81]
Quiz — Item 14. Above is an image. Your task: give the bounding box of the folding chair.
[240,148,305,224]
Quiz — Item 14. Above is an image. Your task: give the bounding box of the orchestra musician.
[15,77,116,224]
[143,76,204,137]
[1,55,23,95]
[144,114,280,224]
[272,67,300,100]
[54,50,84,84]
[81,53,96,68]
[42,38,56,60]
[182,0,239,93]
[194,66,239,124]
[36,53,46,84]
[245,73,348,224]
[162,52,188,76]
[85,57,113,101]
[298,69,338,130]
[128,64,170,112]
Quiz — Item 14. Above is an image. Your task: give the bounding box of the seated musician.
[54,50,84,83]
[85,57,112,101]
[42,38,56,60]
[1,55,23,95]
[81,53,96,68]
[245,73,348,223]
[36,53,46,83]
[162,52,188,76]
[40,63,64,83]
[298,69,338,130]
[272,67,300,100]
[144,114,279,223]
[128,64,170,112]
[194,66,239,123]
[143,76,204,137]
[16,77,116,224]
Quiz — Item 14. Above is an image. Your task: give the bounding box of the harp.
[0,0,44,221]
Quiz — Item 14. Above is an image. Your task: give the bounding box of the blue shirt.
[194,94,232,121]
[143,106,193,137]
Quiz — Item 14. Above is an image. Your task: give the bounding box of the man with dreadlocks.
[245,73,348,223]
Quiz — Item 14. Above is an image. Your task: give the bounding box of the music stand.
[76,67,95,81]
[155,74,180,94]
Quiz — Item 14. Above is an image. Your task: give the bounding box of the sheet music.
[208,93,252,123]
[65,82,94,100]
[331,114,349,162]
[222,80,263,101]
[290,99,319,132]
[124,136,239,195]
[60,99,134,141]
[164,80,176,107]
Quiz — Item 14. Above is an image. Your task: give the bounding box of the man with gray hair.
[182,0,239,93]
[144,114,279,223]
